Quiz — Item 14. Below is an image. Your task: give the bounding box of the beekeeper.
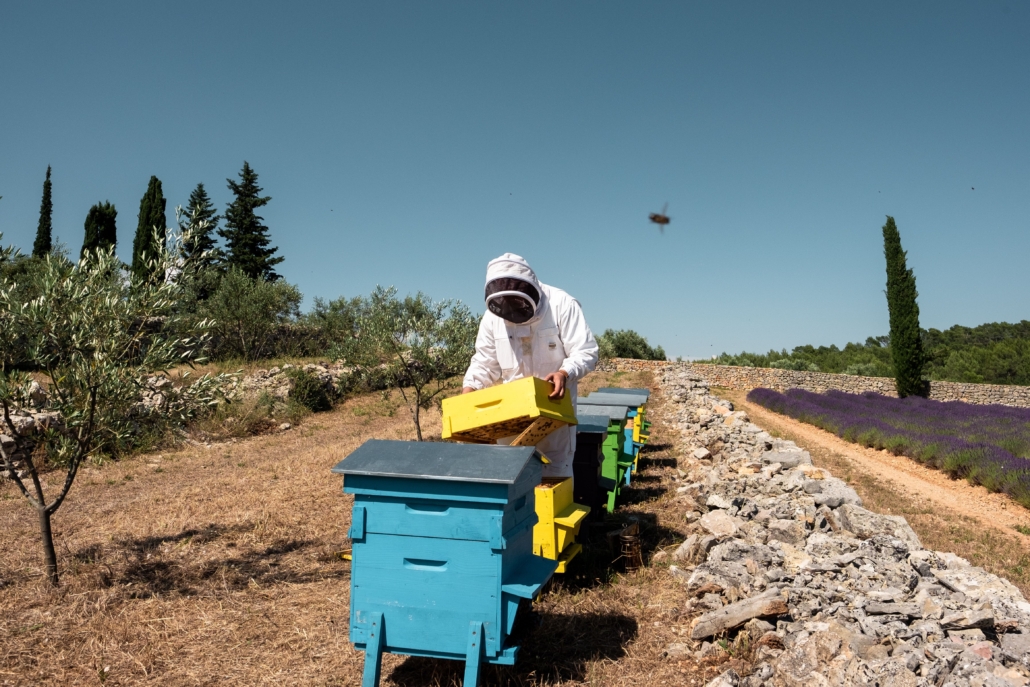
[461,253,599,478]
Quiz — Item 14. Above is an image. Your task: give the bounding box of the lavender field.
[747,388,1030,508]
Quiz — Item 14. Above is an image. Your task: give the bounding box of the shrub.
[597,329,666,361]
[769,358,819,372]
[199,268,302,360]
[286,369,334,412]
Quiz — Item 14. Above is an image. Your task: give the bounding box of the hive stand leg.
[361,612,385,687]
[463,621,484,687]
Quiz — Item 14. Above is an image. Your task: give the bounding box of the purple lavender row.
[746,387,1030,508]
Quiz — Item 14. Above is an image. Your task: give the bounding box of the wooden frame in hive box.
[442,377,577,444]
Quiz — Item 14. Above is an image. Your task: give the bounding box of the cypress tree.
[883,216,926,397]
[218,162,283,281]
[81,202,118,259]
[33,166,53,257]
[181,182,221,269]
[131,176,167,282]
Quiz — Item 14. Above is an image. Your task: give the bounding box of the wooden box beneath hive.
[442,376,577,444]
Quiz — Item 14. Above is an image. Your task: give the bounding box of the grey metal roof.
[575,414,610,434]
[582,391,648,407]
[331,440,539,484]
[576,404,630,421]
[597,387,651,401]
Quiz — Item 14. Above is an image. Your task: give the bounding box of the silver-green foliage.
[769,358,820,372]
[356,286,478,441]
[0,231,228,586]
[199,267,302,361]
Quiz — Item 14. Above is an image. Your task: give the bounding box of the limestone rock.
[836,503,923,549]
[703,668,739,687]
[761,450,811,469]
[767,518,807,546]
[690,590,789,640]
[700,510,741,538]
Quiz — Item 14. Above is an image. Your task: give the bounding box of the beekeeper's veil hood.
[484,253,542,324]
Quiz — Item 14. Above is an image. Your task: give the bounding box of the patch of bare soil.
[718,387,1030,598]
[1,375,724,686]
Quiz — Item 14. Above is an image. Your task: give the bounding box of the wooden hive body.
[572,414,611,520]
[332,440,558,686]
[441,376,577,444]
[578,402,635,513]
[532,477,589,573]
[589,389,651,444]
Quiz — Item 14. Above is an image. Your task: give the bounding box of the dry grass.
[717,387,1030,599]
[0,373,732,686]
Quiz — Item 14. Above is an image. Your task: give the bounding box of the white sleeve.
[557,298,599,383]
[462,315,503,390]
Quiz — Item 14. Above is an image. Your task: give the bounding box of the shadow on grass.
[553,511,683,594]
[69,523,349,597]
[388,611,638,687]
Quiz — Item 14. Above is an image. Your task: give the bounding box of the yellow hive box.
[632,406,645,443]
[533,477,590,573]
[442,376,577,444]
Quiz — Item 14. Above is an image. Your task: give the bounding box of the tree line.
[703,218,1030,389]
[705,324,1030,387]
[22,161,282,282]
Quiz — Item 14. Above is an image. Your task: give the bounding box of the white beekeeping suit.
[462,253,599,478]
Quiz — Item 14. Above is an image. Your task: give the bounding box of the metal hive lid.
[581,391,648,407]
[330,439,540,484]
[576,404,631,421]
[575,414,610,434]
[597,387,651,401]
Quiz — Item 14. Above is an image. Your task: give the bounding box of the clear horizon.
[1,2,1027,359]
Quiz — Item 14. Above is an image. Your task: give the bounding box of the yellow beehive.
[632,406,645,443]
[442,376,577,444]
[533,477,590,573]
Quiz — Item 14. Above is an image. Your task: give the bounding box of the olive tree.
[200,267,302,360]
[358,286,477,441]
[0,233,226,587]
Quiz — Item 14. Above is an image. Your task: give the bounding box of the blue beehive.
[332,440,558,687]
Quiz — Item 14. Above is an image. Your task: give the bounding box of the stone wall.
[597,359,1030,408]
[658,367,1030,684]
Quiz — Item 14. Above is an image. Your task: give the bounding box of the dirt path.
[717,388,1030,597]
[735,390,1030,532]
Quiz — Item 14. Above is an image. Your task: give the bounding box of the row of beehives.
[330,377,652,686]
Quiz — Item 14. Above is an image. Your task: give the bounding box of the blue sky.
[1,1,1027,359]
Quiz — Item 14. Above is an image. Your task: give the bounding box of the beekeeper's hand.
[544,370,568,399]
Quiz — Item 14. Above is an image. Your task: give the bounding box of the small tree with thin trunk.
[882,215,926,397]
[357,287,478,441]
[0,235,221,587]
[33,166,53,258]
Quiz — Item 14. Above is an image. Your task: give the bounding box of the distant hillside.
[701,320,1030,386]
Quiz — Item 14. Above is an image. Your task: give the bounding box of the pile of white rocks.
[659,368,1030,687]
[228,362,350,401]
[0,407,62,481]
